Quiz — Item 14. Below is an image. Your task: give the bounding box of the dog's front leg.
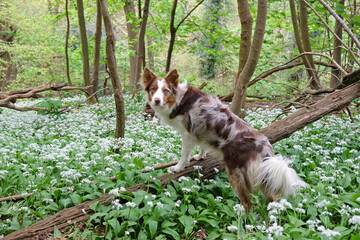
[170,135,194,172]
[193,146,207,161]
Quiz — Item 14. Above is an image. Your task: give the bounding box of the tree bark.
[231,0,268,117]
[64,0,73,87]
[236,0,253,81]
[289,0,320,90]
[4,74,360,240]
[76,0,97,104]
[299,0,321,90]
[124,0,139,88]
[147,36,155,69]
[99,0,125,138]
[330,0,344,89]
[133,0,150,91]
[90,0,102,98]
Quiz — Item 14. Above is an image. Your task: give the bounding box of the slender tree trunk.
[289,0,321,90]
[236,0,253,81]
[231,0,268,117]
[76,0,97,104]
[124,0,139,88]
[90,0,102,98]
[147,36,155,69]
[134,0,150,91]
[99,0,125,138]
[64,0,73,87]
[299,0,321,90]
[330,0,344,89]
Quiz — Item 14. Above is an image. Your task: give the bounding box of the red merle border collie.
[142,68,307,210]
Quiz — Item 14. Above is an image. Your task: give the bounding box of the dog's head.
[142,68,180,109]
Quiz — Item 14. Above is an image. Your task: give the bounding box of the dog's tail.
[256,156,307,197]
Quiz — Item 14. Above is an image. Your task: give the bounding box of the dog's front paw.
[193,154,203,161]
[170,164,185,173]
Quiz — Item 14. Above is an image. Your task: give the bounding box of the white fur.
[255,156,307,196]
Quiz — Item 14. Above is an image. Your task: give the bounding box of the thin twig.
[141,161,179,173]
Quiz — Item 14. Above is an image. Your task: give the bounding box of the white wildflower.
[227,225,238,232]
[317,226,341,237]
[349,215,360,228]
[125,202,136,208]
[233,204,245,215]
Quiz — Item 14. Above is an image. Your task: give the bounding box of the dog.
[142,68,307,210]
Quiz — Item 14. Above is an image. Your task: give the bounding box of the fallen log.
[4,78,360,240]
[0,84,92,111]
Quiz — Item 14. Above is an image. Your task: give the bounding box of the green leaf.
[147,220,158,239]
[161,220,176,229]
[138,230,148,240]
[179,215,194,235]
[197,217,218,228]
[70,193,82,205]
[162,228,180,240]
[108,218,121,235]
[207,231,221,240]
[54,226,62,238]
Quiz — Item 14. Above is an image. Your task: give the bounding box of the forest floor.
[0,95,360,239]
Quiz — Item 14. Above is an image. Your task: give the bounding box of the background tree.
[123,0,138,88]
[231,0,268,117]
[76,0,97,104]
[330,0,344,88]
[90,0,102,98]
[100,0,125,138]
[134,0,150,91]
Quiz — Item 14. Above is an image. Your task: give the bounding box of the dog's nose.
[154,98,161,105]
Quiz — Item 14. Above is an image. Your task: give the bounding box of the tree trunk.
[64,0,73,87]
[0,20,16,90]
[299,0,321,90]
[76,0,97,104]
[231,0,268,117]
[4,74,360,240]
[147,36,155,69]
[289,0,320,90]
[134,0,150,91]
[90,0,102,98]
[330,0,344,89]
[236,0,253,81]
[124,0,139,88]
[100,0,125,138]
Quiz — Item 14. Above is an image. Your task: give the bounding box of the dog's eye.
[150,87,156,92]
[163,89,170,94]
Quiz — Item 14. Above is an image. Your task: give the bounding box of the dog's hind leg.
[171,134,195,172]
[225,166,252,212]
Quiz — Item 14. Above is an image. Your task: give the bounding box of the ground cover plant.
[0,95,360,239]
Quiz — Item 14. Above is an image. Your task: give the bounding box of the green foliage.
[36,99,63,115]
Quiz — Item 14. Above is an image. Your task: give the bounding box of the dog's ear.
[142,68,157,87]
[165,69,179,86]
